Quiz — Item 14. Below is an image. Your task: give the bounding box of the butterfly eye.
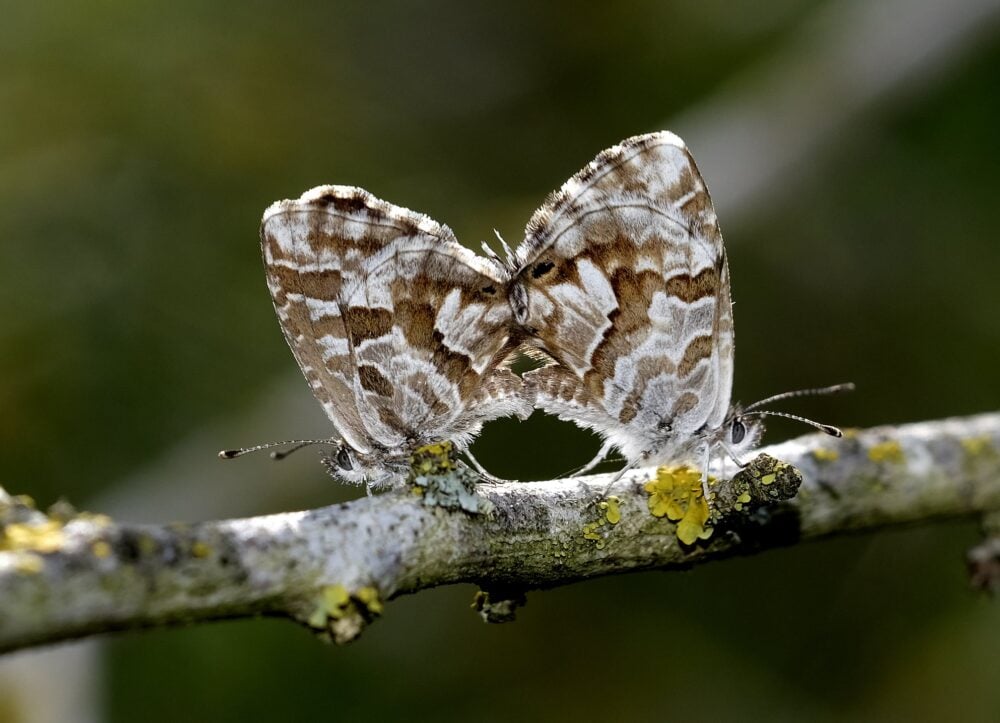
[730,419,746,445]
[531,260,555,278]
[336,446,354,471]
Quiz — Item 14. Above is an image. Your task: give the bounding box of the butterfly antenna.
[481,240,503,266]
[744,382,854,412]
[739,410,843,437]
[218,439,337,461]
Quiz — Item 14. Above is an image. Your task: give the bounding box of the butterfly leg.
[720,441,749,468]
[601,453,644,497]
[462,449,506,484]
[700,442,714,507]
[575,438,617,477]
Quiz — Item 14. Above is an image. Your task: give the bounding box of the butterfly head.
[722,382,855,463]
[321,442,408,489]
[722,405,766,459]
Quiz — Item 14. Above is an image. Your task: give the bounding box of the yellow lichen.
[191,541,211,558]
[92,540,111,558]
[961,436,993,456]
[308,584,352,628]
[812,448,839,462]
[644,466,713,545]
[307,584,383,630]
[322,584,352,619]
[354,586,384,615]
[14,553,44,574]
[868,440,904,464]
[0,520,65,553]
[584,497,621,548]
[600,496,621,525]
[410,441,456,475]
[582,520,604,541]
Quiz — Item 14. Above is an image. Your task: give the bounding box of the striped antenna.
[218,439,338,461]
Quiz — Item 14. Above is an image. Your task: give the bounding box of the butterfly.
[499,131,846,478]
[223,132,844,489]
[222,185,530,488]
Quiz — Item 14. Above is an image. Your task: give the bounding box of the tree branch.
[2,412,998,653]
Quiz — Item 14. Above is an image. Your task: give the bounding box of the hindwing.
[510,132,734,459]
[261,185,526,458]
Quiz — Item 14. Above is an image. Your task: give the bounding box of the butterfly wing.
[261,185,525,455]
[512,132,733,459]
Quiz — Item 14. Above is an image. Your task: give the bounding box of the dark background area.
[2,1,999,721]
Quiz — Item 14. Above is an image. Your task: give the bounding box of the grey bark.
[2,412,998,652]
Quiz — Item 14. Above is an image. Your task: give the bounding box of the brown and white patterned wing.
[512,132,733,457]
[261,186,523,454]
[342,229,527,450]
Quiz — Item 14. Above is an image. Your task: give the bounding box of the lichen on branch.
[1,412,999,653]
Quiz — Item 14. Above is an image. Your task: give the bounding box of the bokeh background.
[3,0,1000,720]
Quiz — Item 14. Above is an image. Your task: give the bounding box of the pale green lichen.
[408,441,494,515]
[550,538,569,560]
[868,440,904,464]
[644,466,713,545]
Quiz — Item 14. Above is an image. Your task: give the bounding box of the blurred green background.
[2,0,999,721]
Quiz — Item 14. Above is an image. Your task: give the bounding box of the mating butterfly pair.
[223,132,844,488]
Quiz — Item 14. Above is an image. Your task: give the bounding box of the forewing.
[512,132,733,445]
[261,185,521,453]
